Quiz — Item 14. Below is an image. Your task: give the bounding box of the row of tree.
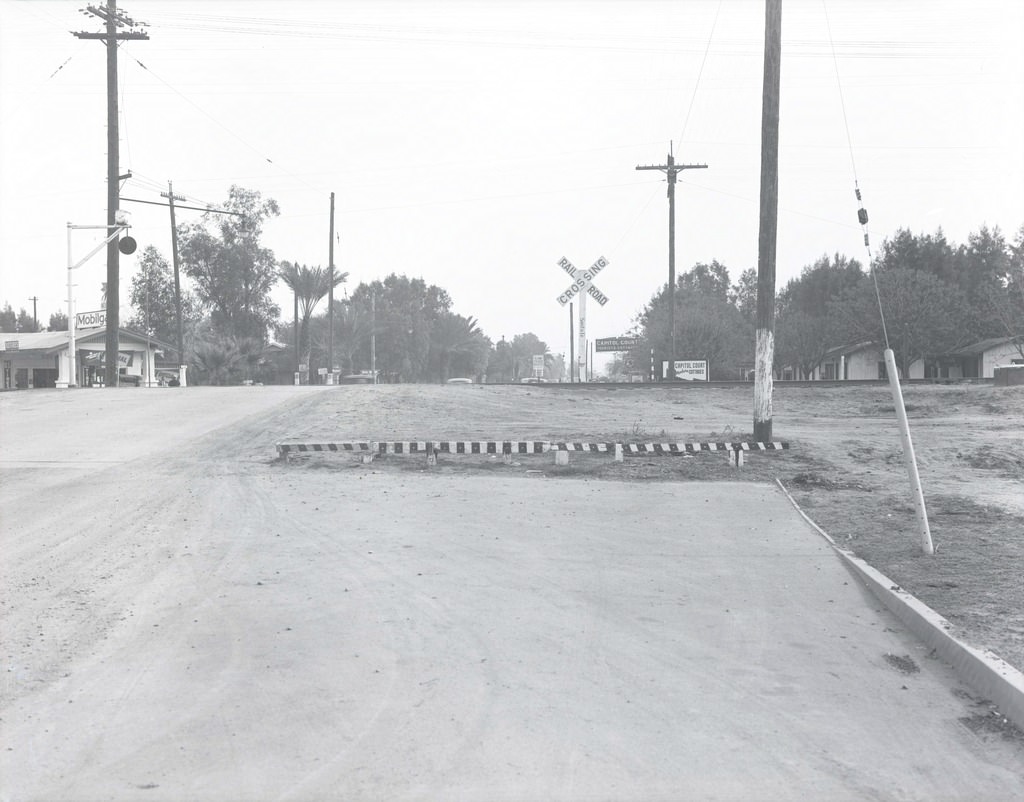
[619,223,1023,380]
[5,182,1020,384]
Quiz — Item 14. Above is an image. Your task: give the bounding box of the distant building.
[945,336,1023,379]
[779,336,1023,382]
[0,327,175,389]
[800,342,924,381]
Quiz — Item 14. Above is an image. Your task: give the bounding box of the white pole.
[577,290,587,383]
[884,348,935,555]
[67,223,77,388]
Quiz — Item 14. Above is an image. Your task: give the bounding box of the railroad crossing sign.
[555,255,611,381]
[555,256,609,307]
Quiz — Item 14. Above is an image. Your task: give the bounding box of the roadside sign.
[663,360,708,381]
[596,336,640,352]
[555,256,610,307]
[532,354,545,372]
[76,310,105,329]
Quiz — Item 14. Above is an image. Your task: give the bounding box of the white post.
[577,290,587,383]
[884,348,934,555]
[614,443,623,462]
[65,223,77,389]
[178,364,188,388]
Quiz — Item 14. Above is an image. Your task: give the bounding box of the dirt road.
[2,386,1022,800]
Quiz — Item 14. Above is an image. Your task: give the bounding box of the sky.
[1,0,1022,371]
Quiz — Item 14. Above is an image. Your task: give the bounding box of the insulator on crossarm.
[858,207,869,225]
[855,187,862,201]
[864,233,870,247]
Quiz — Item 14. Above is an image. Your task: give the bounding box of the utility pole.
[121,188,243,386]
[28,297,39,331]
[569,302,575,383]
[161,182,186,384]
[754,0,782,442]
[328,192,336,383]
[74,2,149,387]
[636,146,707,380]
[294,291,300,380]
[370,290,377,384]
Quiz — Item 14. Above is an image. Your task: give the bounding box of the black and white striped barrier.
[276,440,788,467]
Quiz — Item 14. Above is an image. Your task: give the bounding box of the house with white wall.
[946,337,1023,378]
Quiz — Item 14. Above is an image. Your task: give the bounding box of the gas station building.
[1,326,176,389]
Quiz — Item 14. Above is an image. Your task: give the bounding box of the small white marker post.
[884,349,934,555]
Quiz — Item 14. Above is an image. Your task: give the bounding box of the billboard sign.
[596,336,641,352]
[663,360,708,381]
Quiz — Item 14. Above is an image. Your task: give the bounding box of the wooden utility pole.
[328,192,336,381]
[636,147,707,380]
[161,182,186,380]
[754,0,782,442]
[74,3,148,386]
[28,297,39,331]
[121,188,243,386]
[569,302,575,383]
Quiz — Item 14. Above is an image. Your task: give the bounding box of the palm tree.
[431,313,484,382]
[278,262,347,375]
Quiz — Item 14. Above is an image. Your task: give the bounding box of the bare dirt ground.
[1,382,1022,800]
[283,380,1024,672]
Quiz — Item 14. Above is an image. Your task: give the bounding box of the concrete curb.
[776,478,1024,732]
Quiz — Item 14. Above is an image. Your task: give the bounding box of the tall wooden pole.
[754,0,782,442]
[165,182,184,378]
[328,192,335,380]
[636,149,707,381]
[569,302,575,383]
[73,3,148,387]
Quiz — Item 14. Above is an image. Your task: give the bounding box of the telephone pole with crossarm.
[73,2,149,386]
[636,146,707,380]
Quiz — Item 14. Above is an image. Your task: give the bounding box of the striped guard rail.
[276,441,789,456]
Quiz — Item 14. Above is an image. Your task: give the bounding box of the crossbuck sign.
[555,255,611,379]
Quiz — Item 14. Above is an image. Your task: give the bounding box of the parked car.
[446,377,473,384]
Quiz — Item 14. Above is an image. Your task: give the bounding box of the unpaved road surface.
[2,386,1023,801]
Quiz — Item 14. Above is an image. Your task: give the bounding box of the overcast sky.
[1,0,1021,366]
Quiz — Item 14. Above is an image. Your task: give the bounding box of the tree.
[16,308,38,333]
[0,303,16,333]
[984,223,1024,359]
[278,262,347,375]
[778,253,864,317]
[876,228,958,287]
[679,260,731,301]
[509,333,549,381]
[774,310,832,379]
[429,312,489,382]
[48,311,68,331]
[178,186,281,342]
[487,337,516,382]
[127,245,202,346]
[348,275,452,382]
[828,268,973,377]
[729,268,758,322]
[638,262,751,380]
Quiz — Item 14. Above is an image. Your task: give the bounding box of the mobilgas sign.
[76,310,106,329]
[596,336,641,352]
